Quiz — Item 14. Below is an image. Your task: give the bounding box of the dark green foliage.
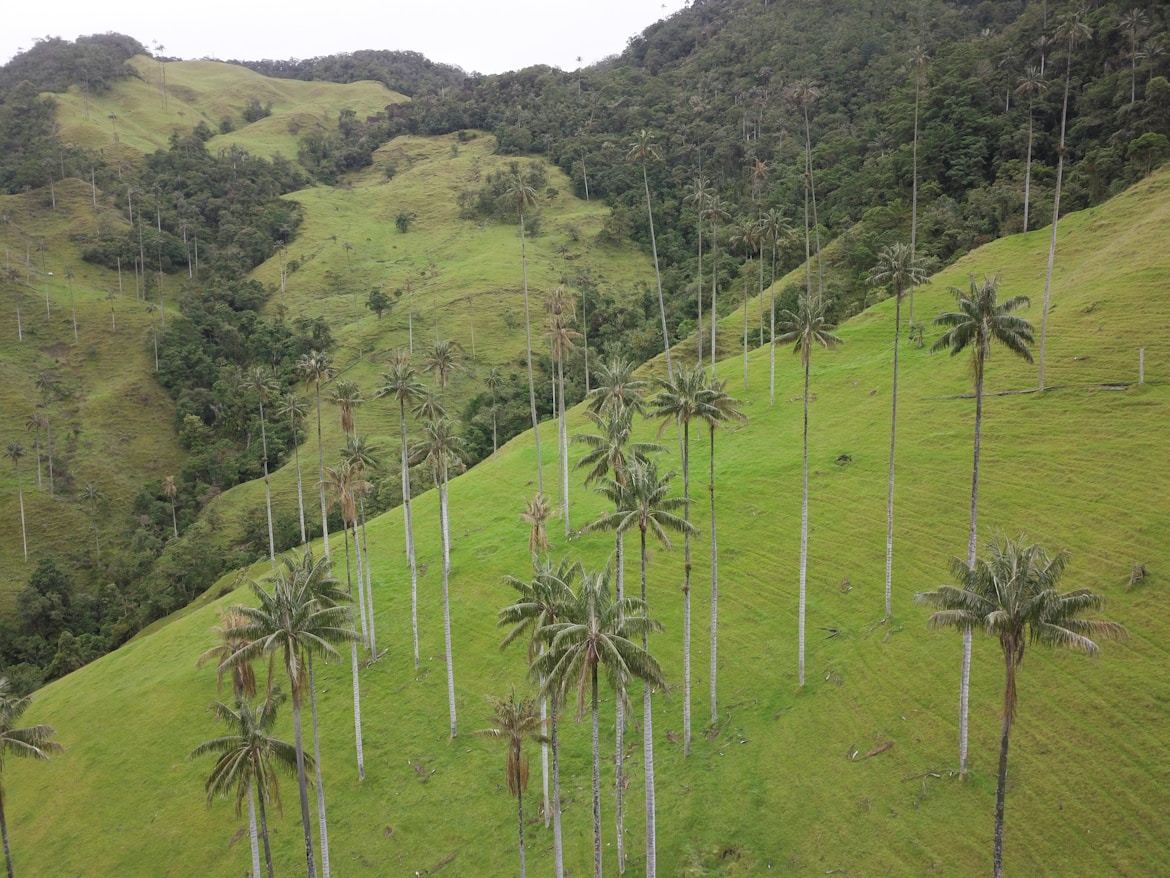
[235,49,465,97]
[0,33,145,95]
[242,97,273,123]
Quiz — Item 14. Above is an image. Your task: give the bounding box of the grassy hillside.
[53,56,406,161]
[7,169,1169,876]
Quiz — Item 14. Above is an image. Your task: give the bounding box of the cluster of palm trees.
[490,358,743,878]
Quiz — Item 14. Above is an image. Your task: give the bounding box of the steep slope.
[7,169,1169,876]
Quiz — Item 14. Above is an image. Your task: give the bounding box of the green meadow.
[6,157,1169,878]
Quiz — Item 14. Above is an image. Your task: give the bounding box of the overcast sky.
[2,0,689,75]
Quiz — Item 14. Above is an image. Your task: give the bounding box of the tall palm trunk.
[884,291,903,620]
[358,497,376,657]
[742,273,750,390]
[804,106,825,305]
[255,781,276,878]
[292,419,307,545]
[590,664,602,878]
[681,420,693,756]
[769,242,777,405]
[614,530,626,873]
[516,764,527,878]
[1039,49,1074,391]
[17,484,27,562]
[540,688,550,830]
[642,164,672,380]
[247,781,263,878]
[550,690,565,878]
[708,424,720,724]
[798,359,811,687]
[993,646,1016,878]
[400,401,420,668]
[308,657,334,877]
[342,528,366,787]
[290,691,317,878]
[958,369,984,774]
[1022,100,1035,233]
[315,386,329,558]
[558,353,570,535]
[259,399,276,566]
[1,780,13,878]
[909,75,921,325]
[696,213,704,366]
[640,528,658,878]
[710,217,720,376]
[45,420,53,497]
[520,213,544,493]
[440,472,457,737]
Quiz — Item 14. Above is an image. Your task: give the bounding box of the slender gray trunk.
[798,359,810,687]
[256,780,275,878]
[316,386,330,560]
[401,402,419,668]
[640,531,657,878]
[558,353,569,535]
[615,530,626,873]
[696,214,704,366]
[292,419,307,545]
[517,782,527,878]
[708,426,720,724]
[308,658,333,877]
[643,164,672,380]
[1039,59,1071,392]
[440,475,457,737]
[710,218,720,376]
[359,499,376,657]
[291,693,317,878]
[550,690,565,878]
[17,487,27,562]
[681,421,693,756]
[884,293,902,620]
[591,665,602,878]
[1022,106,1034,233]
[1,779,12,878]
[521,213,544,493]
[910,78,921,325]
[993,655,1014,878]
[247,780,262,878]
[259,400,275,566]
[958,371,983,774]
[541,685,550,829]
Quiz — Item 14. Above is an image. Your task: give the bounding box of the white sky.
[2,0,689,75]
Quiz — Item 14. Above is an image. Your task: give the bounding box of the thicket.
[236,49,466,97]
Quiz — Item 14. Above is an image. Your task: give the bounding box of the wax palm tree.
[729,216,761,391]
[244,367,281,565]
[192,691,299,878]
[342,434,381,658]
[585,357,647,419]
[627,130,673,379]
[649,364,707,755]
[868,244,930,620]
[297,350,333,558]
[685,174,713,365]
[375,353,426,668]
[590,459,694,878]
[1120,8,1148,106]
[908,46,928,325]
[520,492,553,555]
[778,296,841,686]
[163,475,179,539]
[546,286,581,534]
[81,481,105,563]
[475,689,547,878]
[705,193,731,374]
[423,339,463,392]
[1039,12,1092,391]
[499,557,579,877]
[760,208,792,405]
[329,379,362,438]
[917,536,1125,878]
[22,414,44,492]
[504,163,544,492]
[787,80,824,306]
[5,443,27,562]
[534,566,664,878]
[1015,66,1047,233]
[931,275,1034,773]
[697,376,745,723]
[278,392,310,545]
[1,677,62,878]
[412,417,466,737]
[223,551,360,878]
[321,462,372,796]
[485,367,503,458]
